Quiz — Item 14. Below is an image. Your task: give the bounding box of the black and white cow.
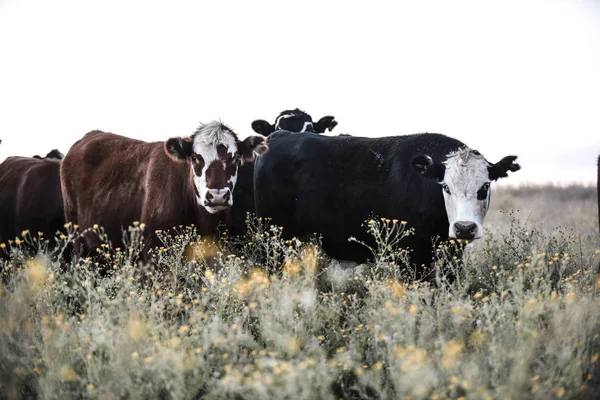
[228,109,338,237]
[254,131,520,275]
[251,108,338,136]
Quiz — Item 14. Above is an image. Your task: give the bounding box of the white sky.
[1,0,599,185]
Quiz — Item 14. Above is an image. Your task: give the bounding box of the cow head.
[251,108,338,136]
[165,121,268,214]
[412,148,520,240]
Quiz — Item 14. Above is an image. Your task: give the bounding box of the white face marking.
[300,121,314,132]
[191,123,238,212]
[274,113,294,130]
[441,148,491,239]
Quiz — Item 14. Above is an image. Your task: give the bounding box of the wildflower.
[301,245,319,273]
[556,387,565,398]
[178,325,190,335]
[408,305,418,315]
[473,292,483,299]
[143,357,153,364]
[469,329,486,346]
[131,352,139,359]
[93,224,99,229]
[128,315,147,340]
[283,258,301,277]
[592,353,599,363]
[87,384,95,391]
[26,258,47,294]
[387,279,406,298]
[195,347,203,354]
[441,339,463,369]
[59,365,77,382]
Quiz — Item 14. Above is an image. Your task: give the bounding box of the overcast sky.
[1,0,599,185]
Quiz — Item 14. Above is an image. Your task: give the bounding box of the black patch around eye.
[442,183,451,195]
[472,150,480,155]
[477,183,490,200]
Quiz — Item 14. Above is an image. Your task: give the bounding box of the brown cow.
[0,151,65,252]
[60,121,268,258]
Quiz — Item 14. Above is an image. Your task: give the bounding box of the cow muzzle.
[452,221,480,240]
[204,188,232,213]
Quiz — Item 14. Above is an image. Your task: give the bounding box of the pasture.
[0,184,599,399]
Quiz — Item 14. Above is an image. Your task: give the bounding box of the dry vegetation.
[1,184,599,399]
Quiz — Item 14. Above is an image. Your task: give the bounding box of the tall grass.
[0,185,599,399]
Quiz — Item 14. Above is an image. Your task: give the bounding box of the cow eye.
[190,155,198,163]
[441,183,451,195]
[477,182,490,200]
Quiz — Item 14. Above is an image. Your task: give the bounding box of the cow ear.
[412,154,445,180]
[239,135,269,163]
[165,137,193,160]
[251,120,275,136]
[313,116,338,133]
[488,155,520,181]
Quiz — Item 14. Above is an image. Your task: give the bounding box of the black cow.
[251,108,338,136]
[33,149,64,160]
[0,150,65,253]
[254,132,520,276]
[228,109,338,237]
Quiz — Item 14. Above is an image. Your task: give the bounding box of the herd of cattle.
[0,107,546,275]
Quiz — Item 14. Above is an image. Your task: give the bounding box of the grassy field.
[1,184,599,399]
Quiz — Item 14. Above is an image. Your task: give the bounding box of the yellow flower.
[301,245,319,274]
[128,314,147,340]
[387,280,406,299]
[26,258,48,294]
[469,329,486,346]
[592,353,599,363]
[556,387,565,398]
[143,357,154,364]
[178,325,190,335]
[441,339,463,369]
[87,383,95,391]
[59,365,77,382]
[408,305,418,315]
[283,258,301,277]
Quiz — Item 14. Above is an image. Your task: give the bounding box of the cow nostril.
[206,192,214,200]
[224,191,231,201]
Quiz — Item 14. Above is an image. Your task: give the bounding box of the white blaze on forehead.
[441,147,491,238]
[192,121,238,157]
[274,113,294,130]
